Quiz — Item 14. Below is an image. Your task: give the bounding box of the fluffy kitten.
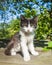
[5,15,39,61]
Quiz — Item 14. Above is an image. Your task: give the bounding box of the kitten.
[5,15,39,61]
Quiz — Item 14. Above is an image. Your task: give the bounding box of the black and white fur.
[5,15,39,61]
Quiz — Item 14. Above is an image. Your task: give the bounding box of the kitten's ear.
[20,15,25,20]
[33,16,38,23]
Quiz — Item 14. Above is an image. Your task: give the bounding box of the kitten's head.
[20,15,38,33]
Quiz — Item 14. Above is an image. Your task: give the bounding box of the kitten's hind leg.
[10,44,21,56]
[10,48,16,56]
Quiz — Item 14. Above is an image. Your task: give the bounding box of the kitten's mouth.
[24,32,30,35]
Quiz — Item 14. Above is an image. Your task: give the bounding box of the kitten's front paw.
[24,56,30,61]
[32,51,39,56]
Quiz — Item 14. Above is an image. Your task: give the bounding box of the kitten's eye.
[22,23,27,27]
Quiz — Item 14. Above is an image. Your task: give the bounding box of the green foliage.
[0,8,51,41]
[36,9,51,40]
[7,19,20,37]
[0,23,10,39]
[0,19,20,39]
[24,9,37,18]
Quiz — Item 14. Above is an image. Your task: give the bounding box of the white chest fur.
[20,31,34,44]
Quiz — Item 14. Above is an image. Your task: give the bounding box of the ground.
[0,48,52,65]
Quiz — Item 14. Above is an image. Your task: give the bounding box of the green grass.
[43,41,52,51]
[43,47,50,51]
[48,41,52,47]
